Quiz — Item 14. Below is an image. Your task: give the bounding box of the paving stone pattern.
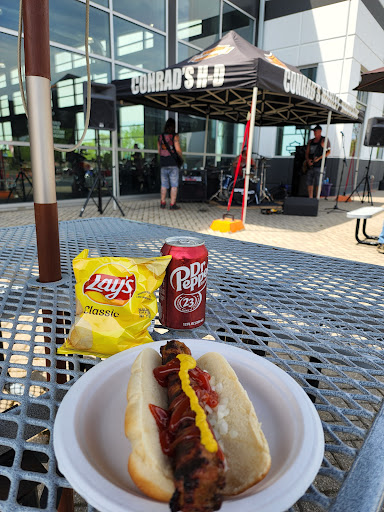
[1,192,384,267]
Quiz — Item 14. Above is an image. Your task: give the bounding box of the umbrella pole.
[202,114,209,168]
[316,110,332,199]
[242,87,258,224]
[23,0,61,283]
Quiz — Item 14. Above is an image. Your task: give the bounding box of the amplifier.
[283,197,319,216]
[179,170,207,202]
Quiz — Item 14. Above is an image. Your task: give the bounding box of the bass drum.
[228,178,259,206]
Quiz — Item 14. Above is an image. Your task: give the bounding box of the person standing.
[157,118,183,210]
[305,125,331,198]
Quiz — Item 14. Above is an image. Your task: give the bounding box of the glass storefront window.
[114,16,165,70]
[50,47,111,145]
[50,0,111,58]
[216,120,245,157]
[177,43,200,62]
[0,1,19,31]
[118,150,160,196]
[275,125,309,157]
[119,104,144,150]
[178,114,206,159]
[118,104,164,151]
[0,145,32,203]
[178,0,220,49]
[93,0,109,7]
[115,65,144,80]
[0,33,28,143]
[222,3,255,43]
[75,112,112,147]
[55,147,113,200]
[113,0,165,32]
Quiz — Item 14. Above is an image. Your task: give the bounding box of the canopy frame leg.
[202,114,209,168]
[242,86,258,224]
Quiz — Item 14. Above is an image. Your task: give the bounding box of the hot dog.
[125,341,271,511]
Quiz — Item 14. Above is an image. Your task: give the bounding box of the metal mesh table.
[0,217,384,512]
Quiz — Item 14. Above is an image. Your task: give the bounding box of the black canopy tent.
[114,31,361,126]
[113,31,362,220]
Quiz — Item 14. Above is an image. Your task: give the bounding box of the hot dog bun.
[125,347,271,501]
[125,348,173,501]
[198,352,271,495]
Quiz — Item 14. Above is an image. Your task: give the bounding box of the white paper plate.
[54,339,324,512]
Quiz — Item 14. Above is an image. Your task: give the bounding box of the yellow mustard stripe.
[177,354,218,453]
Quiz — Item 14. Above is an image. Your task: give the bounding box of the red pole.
[23,0,61,283]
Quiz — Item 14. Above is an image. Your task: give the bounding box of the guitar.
[302,156,322,174]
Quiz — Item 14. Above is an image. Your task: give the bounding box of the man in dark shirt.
[305,125,331,198]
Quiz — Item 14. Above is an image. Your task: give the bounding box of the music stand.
[326,132,348,213]
[79,130,125,217]
[345,146,374,205]
[7,169,33,202]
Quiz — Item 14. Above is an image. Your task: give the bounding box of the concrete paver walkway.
[1,192,384,266]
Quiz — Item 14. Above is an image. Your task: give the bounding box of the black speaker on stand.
[346,117,384,205]
[85,82,117,131]
[80,82,125,217]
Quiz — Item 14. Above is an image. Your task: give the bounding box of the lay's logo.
[83,269,136,306]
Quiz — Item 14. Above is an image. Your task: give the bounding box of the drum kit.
[209,155,273,206]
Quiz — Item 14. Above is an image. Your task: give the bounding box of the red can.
[159,236,208,329]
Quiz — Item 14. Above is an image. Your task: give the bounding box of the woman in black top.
[157,118,183,210]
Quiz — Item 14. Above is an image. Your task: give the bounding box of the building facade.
[259,0,384,193]
[0,0,383,204]
[0,0,256,203]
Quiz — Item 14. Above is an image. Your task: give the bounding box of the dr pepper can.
[159,236,208,329]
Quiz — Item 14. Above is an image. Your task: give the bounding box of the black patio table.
[0,217,383,512]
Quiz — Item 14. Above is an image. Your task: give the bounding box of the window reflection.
[113,0,165,32]
[115,65,144,80]
[222,3,255,43]
[178,0,220,48]
[118,150,160,195]
[49,0,110,57]
[93,0,109,7]
[114,17,165,70]
[50,47,111,147]
[0,145,32,203]
[177,43,200,62]
[118,104,164,151]
[0,0,19,31]
[55,147,113,200]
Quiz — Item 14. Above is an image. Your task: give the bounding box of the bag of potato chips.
[58,249,171,357]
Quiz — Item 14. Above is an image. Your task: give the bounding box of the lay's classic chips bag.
[58,249,171,357]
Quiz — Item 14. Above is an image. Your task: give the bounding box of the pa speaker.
[283,197,319,216]
[83,82,116,131]
[364,117,384,147]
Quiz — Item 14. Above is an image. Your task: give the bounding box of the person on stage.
[305,125,331,198]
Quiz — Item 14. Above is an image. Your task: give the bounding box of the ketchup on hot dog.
[149,357,224,461]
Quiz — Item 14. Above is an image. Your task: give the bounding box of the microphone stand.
[345,146,374,205]
[326,132,348,213]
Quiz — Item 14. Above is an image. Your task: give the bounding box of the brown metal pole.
[23,0,61,283]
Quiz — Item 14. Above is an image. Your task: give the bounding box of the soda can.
[159,236,208,329]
